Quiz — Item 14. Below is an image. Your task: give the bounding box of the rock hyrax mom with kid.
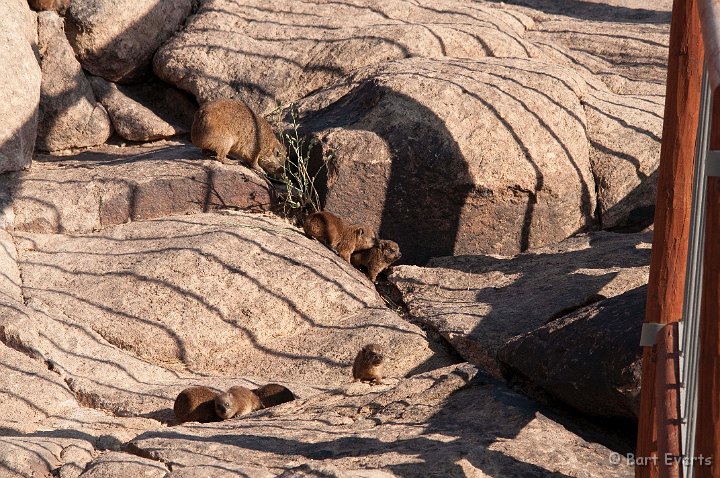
[353,344,385,385]
[303,211,378,262]
[351,239,402,282]
[214,385,263,419]
[191,98,286,175]
[173,386,220,423]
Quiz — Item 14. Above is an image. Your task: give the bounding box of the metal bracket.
[706,150,720,176]
[640,322,667,346]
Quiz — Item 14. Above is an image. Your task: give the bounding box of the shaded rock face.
[36,11,113,152]
[14,212,449,385]
[391,230,650,375]
[119,364,632,478]
[0,142,272,234]
[498,285,645,419]
[298,57,596,264]
[88,76,196,142]
[153,0,536,114]
[65,0,193,83]
[0,0,40,173]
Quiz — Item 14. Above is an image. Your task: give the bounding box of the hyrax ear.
[356,227,365,237]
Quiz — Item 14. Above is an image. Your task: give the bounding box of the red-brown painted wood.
[636,0,704,476]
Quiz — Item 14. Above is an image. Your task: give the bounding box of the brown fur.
[173,386,221,423]
[352,344,385,385]
[28,0,70,13]
[351,239,402,282]
[303,211,377,262]
[191,98,286,175]
[253,384,296,408]
[214,386,263,419]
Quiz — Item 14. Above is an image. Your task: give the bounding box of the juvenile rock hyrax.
[253,383,296,408]
[303,211,377,262]
[173,386,221,423]
[191,98,286,175]
[28,0,70,13]
[353,344,385,385]
[351,239,402,282]
[214,386,263,420]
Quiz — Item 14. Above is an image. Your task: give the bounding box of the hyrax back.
[303,211,377,262]
[254,384,296,408]
[191,98,286,175]
[214,385,263,420]
[352,343,385,385]
[173,386,221,423]
[28,0,70,14]
[351,239,402,282]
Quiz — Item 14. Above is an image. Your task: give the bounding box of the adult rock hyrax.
[173,386,221,423]
[254,383,296,408]
[351,239,402,282]
[28,0,70,13]
[214,385,263,420]
[191,98,286,175]
[303,211,377,262]
[353,344,385,385]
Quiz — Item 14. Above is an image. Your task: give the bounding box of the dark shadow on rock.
[301,80,473,265]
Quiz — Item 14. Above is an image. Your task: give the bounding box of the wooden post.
[695,176,720,478]
[655,323,682,478]
[636,0,704,476]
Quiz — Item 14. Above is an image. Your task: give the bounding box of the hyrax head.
[213,391,236,419]
[363,344,384,366]
[380,240,402,263]
[354,225,378,251]
[261,136,288,176]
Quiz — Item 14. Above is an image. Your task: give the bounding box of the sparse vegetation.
[271,103,326,221]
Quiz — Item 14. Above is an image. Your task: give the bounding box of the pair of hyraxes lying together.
[174,383,295,424]
[174,344,384,424]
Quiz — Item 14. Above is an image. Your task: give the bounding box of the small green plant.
[271,103,325,220]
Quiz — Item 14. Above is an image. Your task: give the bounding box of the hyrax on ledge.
[191,98,286,175]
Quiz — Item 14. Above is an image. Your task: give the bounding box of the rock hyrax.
[303,211,377,262]
[353,344,385,385]
[214,385,263,420]
[351,239,402,282]
[254,383,296,408]
[191,98,286,175]
[173,386,221,423]
[28,0,70,13]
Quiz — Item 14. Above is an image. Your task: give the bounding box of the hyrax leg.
[338,246,353,263]
[215,145,238,165]
[248,154,265,174]
[367,264,383,283]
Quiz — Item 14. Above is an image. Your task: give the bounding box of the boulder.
[153,0,536,114]
[36,11,113,152]
[0,141,273,234]
[584,90,663,230]
[14,212,451,386]
[0,0,41,173]
[88,76,196,142]
[524,14,670,96]
[65,0,193,83]
[297,57,596,263]
[390,230,651,375]
[498,285,645,419]
[0,298,318,421]
[119,364,632,477]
